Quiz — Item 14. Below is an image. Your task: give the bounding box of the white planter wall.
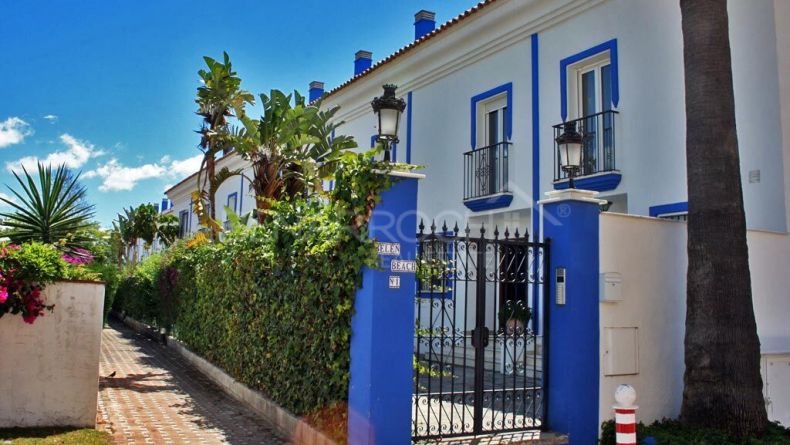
[0,281,105,428]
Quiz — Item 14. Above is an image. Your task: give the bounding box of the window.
[466,83,512,202]
[478,95,508,148]
[557,40,620,183]
[178,210,189,238]
[569,53,614,175]
[227,192,238,214]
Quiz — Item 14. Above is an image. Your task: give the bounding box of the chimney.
[309,81,325,103]
[354,50,373,76]
[414,10,436,40]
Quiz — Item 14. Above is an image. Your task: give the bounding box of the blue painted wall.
[355,56,372,76]
[309,86,324,103]
[542,196,601,444]
[406,91,413,164]
[348,176,419,445]
[531,32,541,333]
[649,201,688,217]
[414,18,435,39]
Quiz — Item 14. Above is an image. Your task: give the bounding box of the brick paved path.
[98,320,287,445]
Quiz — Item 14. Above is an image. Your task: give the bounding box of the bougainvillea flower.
[0,287,7,304]
[22,313,37,324]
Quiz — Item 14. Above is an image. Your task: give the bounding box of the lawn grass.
[0,427,111,445]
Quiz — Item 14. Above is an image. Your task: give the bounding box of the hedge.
[112,153,403,416]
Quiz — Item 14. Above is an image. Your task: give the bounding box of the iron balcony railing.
[553,110,619,181]
[463,142,511,200]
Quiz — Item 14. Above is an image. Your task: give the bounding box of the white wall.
[0,282,105,428]
[598,213,790,427]
[598,213,687,426]
[165,152,256,238]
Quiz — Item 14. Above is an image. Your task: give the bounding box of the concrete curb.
[114,313,338,445]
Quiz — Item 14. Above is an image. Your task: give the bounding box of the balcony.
[463,142,513,211]
[553,110,621,191]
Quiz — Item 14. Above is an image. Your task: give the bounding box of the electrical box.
[556,267,566,305]
[600,272,623,302]
[603,327,639,376]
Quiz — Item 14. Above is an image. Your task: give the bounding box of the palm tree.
[0,163,94,249]
[679,0,767,436]
[195,52,254,236]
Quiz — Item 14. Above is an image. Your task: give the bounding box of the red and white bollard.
[613,384,638,445]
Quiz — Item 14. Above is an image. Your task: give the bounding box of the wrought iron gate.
[412,221,550,440]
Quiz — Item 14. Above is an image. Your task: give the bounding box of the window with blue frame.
[417,233,454,298]
[558,39,620,181]
[226,192,238,213]
[178,210,189,238]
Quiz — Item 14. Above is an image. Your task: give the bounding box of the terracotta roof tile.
[323,0,499,99]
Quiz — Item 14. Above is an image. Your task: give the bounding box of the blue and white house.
[165,0,790,441]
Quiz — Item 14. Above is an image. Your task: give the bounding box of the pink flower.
[0,287,7,304]
[22,314,36,324]
[62,248,93,265]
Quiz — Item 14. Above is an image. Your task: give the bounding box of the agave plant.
[0,163,94,249]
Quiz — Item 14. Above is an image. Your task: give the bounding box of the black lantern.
[555,121,583,188]
[371,84,406,162]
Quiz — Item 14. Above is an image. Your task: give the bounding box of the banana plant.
[195,52,254,237]
[231,89,357,223]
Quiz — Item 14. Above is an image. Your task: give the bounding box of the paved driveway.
[98,320,286,445]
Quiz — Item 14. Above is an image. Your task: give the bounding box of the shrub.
[113,254,163,326]
[0,241,99,324]
[600,419,790,445]
[112,152,413,418]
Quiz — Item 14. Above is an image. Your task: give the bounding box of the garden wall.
[0,281,105,428]
[598,213,790,427]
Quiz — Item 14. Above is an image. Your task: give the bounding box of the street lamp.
[371,84,406,162]
[555,121,583,188]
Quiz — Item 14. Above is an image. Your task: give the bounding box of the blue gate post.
[540,189,605,444]
[348,171,424,445]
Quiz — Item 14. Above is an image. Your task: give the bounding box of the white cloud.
[169,154,203,177]
[163,184,174,192]
[84,154,202,192]
[84,159,167,192]
[0,117,33,148]
[5,133,104,173]
[42,114,58,123]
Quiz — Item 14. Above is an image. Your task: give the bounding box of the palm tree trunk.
[679,0,767,436]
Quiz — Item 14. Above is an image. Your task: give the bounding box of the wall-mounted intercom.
[556,267,566,305]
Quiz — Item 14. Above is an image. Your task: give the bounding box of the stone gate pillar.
[348,171,424,445]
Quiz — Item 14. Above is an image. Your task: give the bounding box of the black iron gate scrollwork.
[412,220,550,441]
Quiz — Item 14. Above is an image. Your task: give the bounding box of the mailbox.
[600,272,623,302]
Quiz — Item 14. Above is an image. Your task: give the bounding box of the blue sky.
[1,0,477,226]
